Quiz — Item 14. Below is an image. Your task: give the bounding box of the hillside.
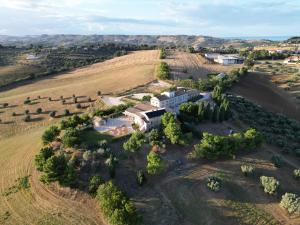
[0,35,275,48]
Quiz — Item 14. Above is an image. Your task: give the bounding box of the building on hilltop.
[150,88,199,109]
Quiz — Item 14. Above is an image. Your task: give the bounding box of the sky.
[0,0,299,37]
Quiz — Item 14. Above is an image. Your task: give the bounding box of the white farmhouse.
[150,88,199,109]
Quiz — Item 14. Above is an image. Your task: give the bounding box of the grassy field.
[0,50,159,225]
[253,60,300,105]
[0,50,159,138]
[164,50,241,80]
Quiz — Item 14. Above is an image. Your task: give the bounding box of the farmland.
[253,61,300,106]
[0,50,159,138]
[164,50,241,80]
[1,47,300,225]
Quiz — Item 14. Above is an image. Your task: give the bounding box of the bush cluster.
[229,95,300,156]
[280,193,300,214]
[241,164,255,176]
[96,181,142,225]
[159,48,166,59]
[293,169,300,179]
[193,128,264,159]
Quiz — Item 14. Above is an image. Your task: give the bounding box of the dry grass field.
[253,61,300,106]
[164,50,241,80]
[0,50,159,138]
[0,50,159,225]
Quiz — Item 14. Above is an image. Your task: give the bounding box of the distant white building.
[123,103,166,132]
[26,54,40,60]
[215,54,244,65]
[204,53,244,65]
[150,88,199,109]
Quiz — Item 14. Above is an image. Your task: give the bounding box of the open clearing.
[164,50,241,80]
[0,50,159,138]
[231,72,300,121]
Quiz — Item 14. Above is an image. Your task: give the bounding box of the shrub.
[293,169,300,179]
[260,176,279,195]
[12,112,16,116]
[241,165,255,176]
[25,109,30,115]
[271,155,283,168]
[49,111,56,118]
[76,103,81,109]
[42,125,60,144]
[97,91,101,96]
[24,115,31,122]
[88,175,104,194]
[36,108,42,114]
[3,103,8,108]
[64,109,70,116]
[96,181,142,225]
[48,97,52,101]
[24,99,31,104]
[280,193,300,214]
[142,95,151,102]
[207,177,221,192]
[83,150,92,161]
[61,99,66,105]
[147,151,164,175]
[136,170,146,186]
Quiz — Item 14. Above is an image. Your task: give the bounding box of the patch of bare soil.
[231,72,300,120]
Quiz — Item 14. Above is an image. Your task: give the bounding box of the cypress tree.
[212,106,219,123]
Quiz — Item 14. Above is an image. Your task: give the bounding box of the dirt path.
[231,72,300,121]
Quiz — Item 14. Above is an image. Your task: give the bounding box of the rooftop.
[144,108,166,119]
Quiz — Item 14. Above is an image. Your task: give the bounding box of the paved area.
[93,116,134,134]
[101,96,124,106]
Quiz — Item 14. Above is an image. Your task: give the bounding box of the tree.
[105,154,118,178]
[260,176,279,195]
[89,175,104,194]
[212,106,219,123]
[136,170,146,186]
[161,112,175,127]
[157,62,170,80]
[62,128,80,147]
[34,146,54,171]
[147,151,164,175]
[123,132,145,153]
[42,125,60,144]
[96,181,142,225]
[293,169,300,179]
[41,155,67,183]
[197,102,205,122]
[207,177,221,192]
[244,128,264,149]
[164,121,182,144]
